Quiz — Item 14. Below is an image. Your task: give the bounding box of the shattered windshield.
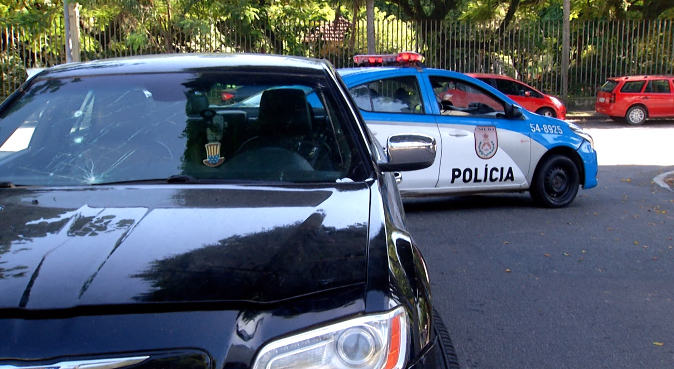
[0,72,364,186]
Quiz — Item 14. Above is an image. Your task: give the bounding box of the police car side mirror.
[506,103,524,119]
[378,133,436,172]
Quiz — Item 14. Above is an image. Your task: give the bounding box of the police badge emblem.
[203,142,225,167]
[475,126,498,159]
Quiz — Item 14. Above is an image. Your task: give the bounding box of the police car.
[338,52,598,208]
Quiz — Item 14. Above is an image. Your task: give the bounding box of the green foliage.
[126,31,148,51]
[1,52,26,98]
[459,1,504,22]
[1,0,673,100]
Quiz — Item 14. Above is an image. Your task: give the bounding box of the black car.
[0,54,457,369]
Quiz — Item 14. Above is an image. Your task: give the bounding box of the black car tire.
[535,107,556,118]
[530,154,580,208]
[625,105,647,125]
[433,309,461,369]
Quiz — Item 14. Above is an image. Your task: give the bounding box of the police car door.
[348,74,441,191]
[425,74,531,192]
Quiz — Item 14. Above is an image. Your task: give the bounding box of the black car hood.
[0,184,371,310]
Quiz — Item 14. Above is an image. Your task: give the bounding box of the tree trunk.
[366,0,374,53]
[562,0,570,102]
[64,1,81,62]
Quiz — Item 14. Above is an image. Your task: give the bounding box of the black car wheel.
[433,309,461,369]
[625,105,647,125]
[530,154,580,208]
[535,107,556,118]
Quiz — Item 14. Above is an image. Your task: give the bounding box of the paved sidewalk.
[563,110,674,191]
[566,110,603,121]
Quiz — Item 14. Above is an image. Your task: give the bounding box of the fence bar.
[3,17,674,100]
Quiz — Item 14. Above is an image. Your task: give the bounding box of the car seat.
[394,87,411,108]
[228,88,316,177]
[256,88,313,137]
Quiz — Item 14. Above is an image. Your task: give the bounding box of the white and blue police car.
[338,52,598,208]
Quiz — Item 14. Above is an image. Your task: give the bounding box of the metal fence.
[2,16,673,101]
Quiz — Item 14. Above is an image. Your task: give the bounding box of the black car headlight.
[252,307,408,369]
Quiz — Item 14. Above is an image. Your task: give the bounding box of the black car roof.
[35,53,332,79]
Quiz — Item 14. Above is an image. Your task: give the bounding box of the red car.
[595,75,674,125]
[468,73,567,120]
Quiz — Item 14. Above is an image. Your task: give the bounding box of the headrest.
[257,88,312,136]
[186,93,210,116]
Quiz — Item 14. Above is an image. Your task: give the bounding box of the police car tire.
[530,154,580,208]
[626,105,647,125]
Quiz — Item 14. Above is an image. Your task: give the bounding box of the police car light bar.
[353,52,425,66]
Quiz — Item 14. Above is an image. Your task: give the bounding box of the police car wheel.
[625,106,647,125]
[531,155,579,208]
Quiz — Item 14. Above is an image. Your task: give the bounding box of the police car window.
[431,77,505,117]
[620,81,645,93]
[348,76,424,114]
[349,85,374,111]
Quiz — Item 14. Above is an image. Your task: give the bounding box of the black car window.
[0,72,365,186]
[348,76,424,114]
[430,76,505,118]
[644,80,671,93]
[620,81,646,93]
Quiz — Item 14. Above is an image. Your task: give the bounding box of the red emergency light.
[353,52,425,67]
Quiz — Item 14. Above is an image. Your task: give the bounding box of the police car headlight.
[252,307,407,369]
[568,123,594,150]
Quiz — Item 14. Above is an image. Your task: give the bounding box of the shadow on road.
[570,118,674,130]
[404,193,537,212]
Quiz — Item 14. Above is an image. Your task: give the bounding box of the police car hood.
[0,184,370,310]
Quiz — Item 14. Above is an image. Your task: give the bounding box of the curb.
[566,113,674,190]
[565,112,604,121]
[654,171,674,192]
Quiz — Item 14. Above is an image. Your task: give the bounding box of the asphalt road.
[404,118,674,369]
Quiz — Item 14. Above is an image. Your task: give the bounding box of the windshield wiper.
[0,182,16,188]
[166,175,198,183]
[92,175,200,186]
